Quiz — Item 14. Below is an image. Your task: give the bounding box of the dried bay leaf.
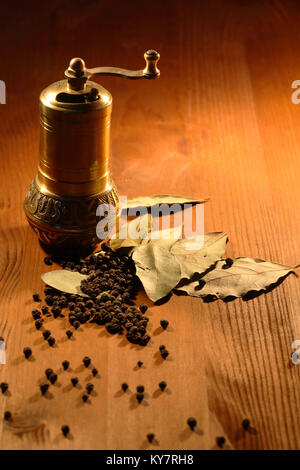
[109,214,183,253]
[109,214,152,252]
[123,194,209,210]
[175,257,298,300]
[41,270,89,296]
[132,243,182,302]
[171,232,228,280]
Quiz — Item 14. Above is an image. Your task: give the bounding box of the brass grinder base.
[24,178,118,255]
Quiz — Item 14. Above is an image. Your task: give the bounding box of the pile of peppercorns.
[36,245,151,347]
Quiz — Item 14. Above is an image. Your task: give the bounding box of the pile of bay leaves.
[42,195,299,304]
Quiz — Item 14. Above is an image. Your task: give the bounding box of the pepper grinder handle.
[65,50,160,90]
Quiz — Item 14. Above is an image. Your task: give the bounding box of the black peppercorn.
[62,360,70,370]
[0,382,8,394]
[83,356,91,368]
[40,382,49,395]
[159,381,167,391]
[147,433,155,443]
[136,392,144,403]
[71,377,78,387]
[216,436,226,448]
[35,319,43,330]
[73,321,80,330]
[82,394,88,402]
[41,305,49,315]
[121,382,128,392]
[161,349,169,359]
[4,411,11,421]
[159,345,166,352]
[42,330,51,340]
[61,425,69,437]
[52,306,61,318]
[187,417,197,430]
[92,368,98,377]
[48,337,55,347]
[44,256,53,266]
[136,385,144,393]
[160,319,169,330]
[137,361,143,368]
[139,303,148,314]
[45,368,54,379]
[66,330,73,339]
[45,295,54,306]
[23,347,32,359]
[242,418,250,431]
[86,383,94,394]
[49,373,58,384]
[33,293,40,302]
[32,309,41,320]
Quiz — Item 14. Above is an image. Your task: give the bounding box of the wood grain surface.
[0,0,300,450]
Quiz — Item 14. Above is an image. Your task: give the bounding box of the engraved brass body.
[24,50,160,253]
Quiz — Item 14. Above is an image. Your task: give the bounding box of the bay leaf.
[122,194,209,210]
[175,257,298,300]
[41,270,89,296]
[171,232,228,280]
[109,214,152,252]
[132,243,182,302]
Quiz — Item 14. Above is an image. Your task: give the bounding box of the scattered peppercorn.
[159,345,166,352]
[33,293,40,302]
[159,381,167,391]
[41,305,49,315]
[139,303,148,314]
[66,330,73,339]
[0,382,8,394]
[187,417,197,430]
[23,347,32,359]
[82,394,88,402]
[160,319,169,330]
[92,368,98,377]
[137,361,143,368]
[49,373,58,384]
[42,330,51,340]
[147,433,155,443]
[40,382,49,395]
[86,383,94,394]
[4,411,11,421]
[161,349,169,360]
[48,337,55,347]
[137,385,144,393]
[216,436,226,448]
[35,319,43,330]
[83,356,91,368]
[44,256,53,266]
[71,377,78,387]
[32,309,41,320]
[61,425,69,437]
[45,368,54,379]
[136,392,144,403]
[62,360,70,370]
[73,321,80,330]
[121,382,128,392]
[242,418,250,431]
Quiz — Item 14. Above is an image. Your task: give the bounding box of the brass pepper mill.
[24,50,160,253]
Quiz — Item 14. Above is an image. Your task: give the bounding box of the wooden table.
[0,0,300,450]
